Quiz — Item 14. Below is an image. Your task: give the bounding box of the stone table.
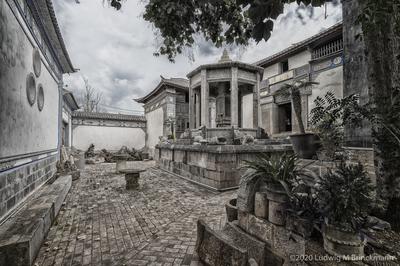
[112,154,129,173]
[119,169,145,190]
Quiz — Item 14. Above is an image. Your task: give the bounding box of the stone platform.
[155,144,292,191]
[0,174,72,266]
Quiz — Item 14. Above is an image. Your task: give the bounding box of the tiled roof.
[135,77,189,103]
[72,111,146,122]
[165,78,189,88]
[187,61,263,78]
[33,0,75,73]
[254,22,343,67]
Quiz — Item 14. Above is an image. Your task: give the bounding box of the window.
[185,92,189,103]
[280,60,289,73]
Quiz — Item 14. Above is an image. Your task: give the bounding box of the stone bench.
[0,175,72,266]
[119,169,145,190]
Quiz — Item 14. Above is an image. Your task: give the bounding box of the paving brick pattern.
[34,161,236,266]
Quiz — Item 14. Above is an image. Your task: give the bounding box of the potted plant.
[285,178,321,238]
[316,162,374,258]
[310,92,361,161]
[274,80,319,159]
[243,153,307,225]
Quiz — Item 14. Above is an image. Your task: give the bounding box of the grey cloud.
[55,0,342,113]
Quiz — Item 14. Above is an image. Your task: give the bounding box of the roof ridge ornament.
[218,48,232,63]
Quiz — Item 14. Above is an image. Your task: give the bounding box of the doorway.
[278,103,292,133]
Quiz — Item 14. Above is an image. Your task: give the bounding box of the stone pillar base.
[125,173,140,190]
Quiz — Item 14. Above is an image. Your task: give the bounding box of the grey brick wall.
[0,155,57,220]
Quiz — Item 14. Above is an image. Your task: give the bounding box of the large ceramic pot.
[266,182,288,225]
[225,198,238,222]
[289,133,318,159]
[323,223,364,259]
[254,192,269,219]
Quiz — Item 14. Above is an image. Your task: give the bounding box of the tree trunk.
[362,2,400,231]
[292,89,305,134]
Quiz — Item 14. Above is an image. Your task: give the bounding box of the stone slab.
[0,175,72,266]
[196,219,248,266]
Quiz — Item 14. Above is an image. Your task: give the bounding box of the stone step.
[0,175,72,266]
[196,219,285,266]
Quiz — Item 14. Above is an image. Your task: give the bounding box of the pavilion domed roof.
[187,49,263,78]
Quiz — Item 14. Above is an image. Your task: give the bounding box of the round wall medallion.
[33,48,41,77]
[333,56,342,65]
[37,84,44,111]
[26,73,36,106]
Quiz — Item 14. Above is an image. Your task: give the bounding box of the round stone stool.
[120,169,145,190]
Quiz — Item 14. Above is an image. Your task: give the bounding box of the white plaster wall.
[262,64,280,80]
[241,94,253,128]
[72,126,145,151]
[146,107,164,152]
[0,1,60,159]
[288,50,311,69]
[309,66,343,116]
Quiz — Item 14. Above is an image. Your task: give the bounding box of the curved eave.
[63,89,80,111]
[45,0,75,73]
[134,80,188,104]
[187,61,264,78]
[33,0,75,74]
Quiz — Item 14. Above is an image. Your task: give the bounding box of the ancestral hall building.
[256,22,343,137]
[0,0,74,220]
[135,77,190,156]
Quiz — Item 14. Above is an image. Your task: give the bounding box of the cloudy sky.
[54,0,342,115]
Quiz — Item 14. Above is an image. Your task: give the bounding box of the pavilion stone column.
[253,72,260,128]
[216,83,226,118]
[189,82,195,129]
[195,92,201,128]
[231,67,239,127]
[200,69,209,127]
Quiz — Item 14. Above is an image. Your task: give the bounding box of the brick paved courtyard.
[34,161,236,266]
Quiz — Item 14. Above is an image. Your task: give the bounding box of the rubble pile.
[57,146,80,180]
[100,146,149,162]
[84,144,95,158]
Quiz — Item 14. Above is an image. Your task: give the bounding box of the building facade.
[0,0,74,220]
[135,77,190,156]
[72,111,146,152]
[255,23,344,137]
